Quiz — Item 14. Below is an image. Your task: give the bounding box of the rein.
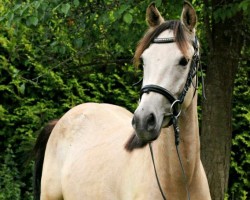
[137,36,203,200]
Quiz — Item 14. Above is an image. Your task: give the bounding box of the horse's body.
[39,102,210,200]
[34,2,211,199]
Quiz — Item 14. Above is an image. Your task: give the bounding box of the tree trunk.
[201,1,243,199]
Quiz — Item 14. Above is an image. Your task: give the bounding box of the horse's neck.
[153,95,200,187]
[178,94,199,150]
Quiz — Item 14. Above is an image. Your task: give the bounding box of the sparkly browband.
[153,37,175,43]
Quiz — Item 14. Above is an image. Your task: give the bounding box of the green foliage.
[0,1,146,198]
[0,146,21,200]
[213,0,250,22]
[228,63,250,199]
[0,0,249,199]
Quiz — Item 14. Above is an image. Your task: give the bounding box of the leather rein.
[138,36,204,200]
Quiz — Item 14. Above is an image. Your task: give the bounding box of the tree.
[200,0,250,199]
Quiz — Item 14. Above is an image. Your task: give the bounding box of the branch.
[22,56,132,85]
[78,58,132,68]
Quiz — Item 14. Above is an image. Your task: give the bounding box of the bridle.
[146,36,200,200]
[137,36,204,200]
[140,36,200,119]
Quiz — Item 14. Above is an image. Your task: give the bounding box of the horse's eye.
[179,57,189,66]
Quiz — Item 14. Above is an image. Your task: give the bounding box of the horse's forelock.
[174,21,190,59]
[133,20,190,67]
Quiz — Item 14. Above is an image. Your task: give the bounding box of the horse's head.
[132,1,198,142]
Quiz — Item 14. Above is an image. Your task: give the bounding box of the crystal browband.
[153,37,175,43]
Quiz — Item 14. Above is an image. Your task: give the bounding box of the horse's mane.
[134,20,189,67]
[124,132,148,152]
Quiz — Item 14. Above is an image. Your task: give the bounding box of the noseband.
[139,36,202,200]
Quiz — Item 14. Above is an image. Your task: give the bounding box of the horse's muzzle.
[132,111,161,142]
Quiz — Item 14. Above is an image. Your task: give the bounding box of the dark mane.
[124,132,148,152]
[134,20,189,66]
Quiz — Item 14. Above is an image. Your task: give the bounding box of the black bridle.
[138,36,203,200]
[140,36,200,117]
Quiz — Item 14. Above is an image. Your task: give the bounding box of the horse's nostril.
[146,113,156,131]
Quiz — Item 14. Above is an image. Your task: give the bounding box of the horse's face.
[132,2,197,142]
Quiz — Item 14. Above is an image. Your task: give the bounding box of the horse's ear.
[146,2,164,27]
[181,1,197,32]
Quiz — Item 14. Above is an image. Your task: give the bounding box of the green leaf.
[19,83,25,95]
[40,2,48,11]
[33,1,41,9]
[13,4,21,12]
[118,5,130,15]
[74,38,83,48]
[59,46,66,54]
[155,0,162,7]
[239,0,250,11]
[19,4,29,16]
[61,3,71,16]
[7,12,14,23]
[29,16,38,26]
[73,0,80,7]
[123,13,132,24]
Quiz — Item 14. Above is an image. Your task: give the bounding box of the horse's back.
[41,103,136,199]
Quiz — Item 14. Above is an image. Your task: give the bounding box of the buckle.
[170,100,182,118]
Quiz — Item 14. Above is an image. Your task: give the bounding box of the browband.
[153,36,199,50]
[153,37,175,43]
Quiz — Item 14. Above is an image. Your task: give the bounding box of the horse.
[33,1,211,199]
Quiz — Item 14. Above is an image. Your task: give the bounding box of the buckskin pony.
[33,2,211,199]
